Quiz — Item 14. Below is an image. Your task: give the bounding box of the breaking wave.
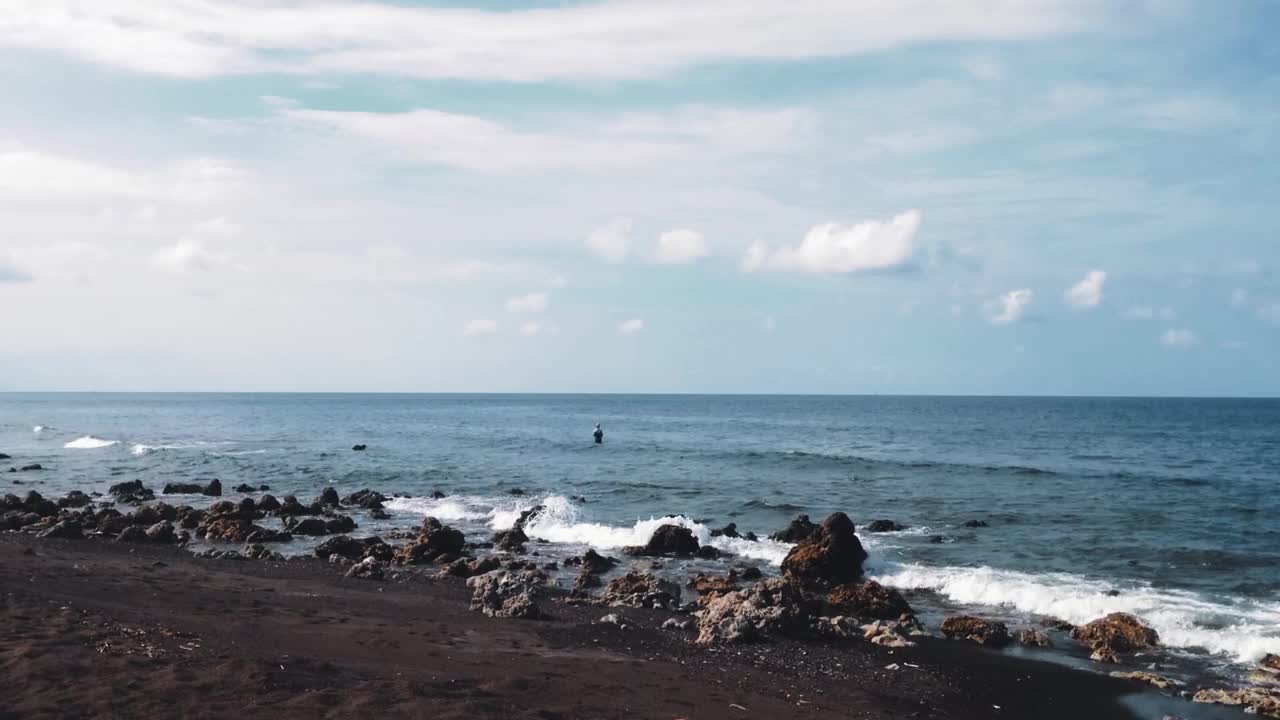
[870,561,1280,664]
[64,436,118,450]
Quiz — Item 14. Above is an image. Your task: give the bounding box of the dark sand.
[1,534,1148,719]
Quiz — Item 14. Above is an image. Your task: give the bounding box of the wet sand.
[0,533,1151,720]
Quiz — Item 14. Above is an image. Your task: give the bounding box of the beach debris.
[1110,671,1184,690]
[729,704,748,712]
[623,524,700,557]
[467,568,548,619]
[1192,686,1280,717]
[598,570,682,610]
[1072,613,1159,663]
[826,580,912,620]
[940,616,1012,647]
[694,578,810,644]
[864,519,907,533]
[770,514,820,543]
[781,513,868,589]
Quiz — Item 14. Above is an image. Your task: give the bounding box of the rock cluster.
[467,569,548,619]
[1070,612,1159,663]
[780,512,867,589]
[598,571,682,610]
[825,580,911,620]
[393,517,466,565]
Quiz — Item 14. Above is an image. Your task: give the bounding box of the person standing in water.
[593,423,604,444]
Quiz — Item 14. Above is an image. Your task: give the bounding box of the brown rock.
[688,572,739,599]
[1193,687,1280,718]
[780,512,867,589]
[1015,628,1053,648]
[1110,671,1183,690]
[1072,613,1159,662]
[941,615,1011,647]
[826,580,911,620]
[598,571,682,610]
[770,514,819,543]
[695,579,811,645]
[393,517,466,565]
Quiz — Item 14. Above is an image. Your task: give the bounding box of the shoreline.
[3,531,1164,720]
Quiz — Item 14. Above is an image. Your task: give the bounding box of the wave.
[387,493,793,565]
[33,425,46,433]
[739,499,807,512]
[64,436,119,450]
[870,561,1280,664]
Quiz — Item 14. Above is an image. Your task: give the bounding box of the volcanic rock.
[780,512,867,589]
[771,514,820,543]
[941,615,1012,647]
[826,580,912,620]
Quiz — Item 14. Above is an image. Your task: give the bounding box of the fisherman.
[593,423,604,444]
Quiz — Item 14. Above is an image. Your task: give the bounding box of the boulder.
[864,519,906,533]
[315,535,365,561]
[826,580,912,620]
[20,464,43,472]
[1193,687,1280,718]
[345,557,386,580]
[343,489,386,509]
[941,615,1011,647]
[201,479,222,497]
[711,523,740,539]
[493,527,528,552]
[38,520,83,540]
[163,483,203,494]
[598,571,682,610]
[1263,654,1280,672]
[513,505,544,530]
[695,579,811,645]
[108,480,154,504]
[275,495,317,516]
[1071,613,1159,662]
[369,508,389,520]
[351,444,367,452]
[145,520,176,543]
[23,491,58,517]
[466,569,547,619]
[771,514,819,543]
[737,566,764,581]
[244,528,292,543]
[393,517,466,565]
[58,491,92,508]
[780,512,867,589]
[623,524,700,557]
[286,517,330,536]
[0,453,8,459]
[688,572,739,599]
[442,556,503,578]
[316,487,340,508]
[1016,628,1053,648]
[695,545,722,560]
[233,483,256,493]
[963,519,989,528]
[324,515,356,534]
[116,525,149,543]
[430,491,447,499]
[565,549,618,575]
[243,544,283,561]
[257,495,281,512]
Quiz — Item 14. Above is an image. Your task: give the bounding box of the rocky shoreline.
[2,480,1276,718]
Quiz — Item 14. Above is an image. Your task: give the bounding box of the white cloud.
[505,292,549,314]
[150,237,227,274]
[742,209,922,274]
[0,258,33,283]
[655,229,710,264]
[1231,288,1249,308]
[463,318,498,337]
[0,144,245,205]
[0,1,1091,81]
[618,318,644,335]
[519,322,541,337]
[587,218,632,263]
[985,289,1033,325]
[1161,329,1198,348]
[1064,269,1106,309]
[1258,303,1280,325]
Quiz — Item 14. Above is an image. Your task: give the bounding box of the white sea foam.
[64,436,118,450]
[389,493,793,564]
[33,425,46,433]
[870,561,1280,664]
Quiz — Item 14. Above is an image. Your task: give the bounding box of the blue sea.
[3,393,1278,683]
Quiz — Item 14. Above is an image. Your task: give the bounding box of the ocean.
[3,393,1278,685]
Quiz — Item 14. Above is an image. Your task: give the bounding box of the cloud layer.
[655,229,710,264]
[1064,269,1106,309]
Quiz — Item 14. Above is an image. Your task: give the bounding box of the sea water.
[2,393,1277,682]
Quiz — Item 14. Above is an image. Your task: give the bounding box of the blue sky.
[0,0,1277,395]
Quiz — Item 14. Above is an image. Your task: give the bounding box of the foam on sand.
[64,436,119,450]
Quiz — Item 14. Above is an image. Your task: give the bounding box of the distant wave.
[64,436,118,450]
[33,425,46,433]
[870,561,1280,665]
[739,499,807,512]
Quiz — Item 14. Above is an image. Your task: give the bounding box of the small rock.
[1110,671,1184,690]
[770,514,819,543]
[20,463,43,472]
[864,519,906,533]
[351,444,367,451]
[599,613,624,626]
[662,618,692,631]
[962,519,989,528]
[201,479,222,497]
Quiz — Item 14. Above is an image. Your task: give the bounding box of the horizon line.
[1,390,1278,400]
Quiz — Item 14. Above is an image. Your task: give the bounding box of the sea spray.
[64,436,118,450]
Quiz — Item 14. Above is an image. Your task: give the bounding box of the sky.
[0,0,1278,396]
